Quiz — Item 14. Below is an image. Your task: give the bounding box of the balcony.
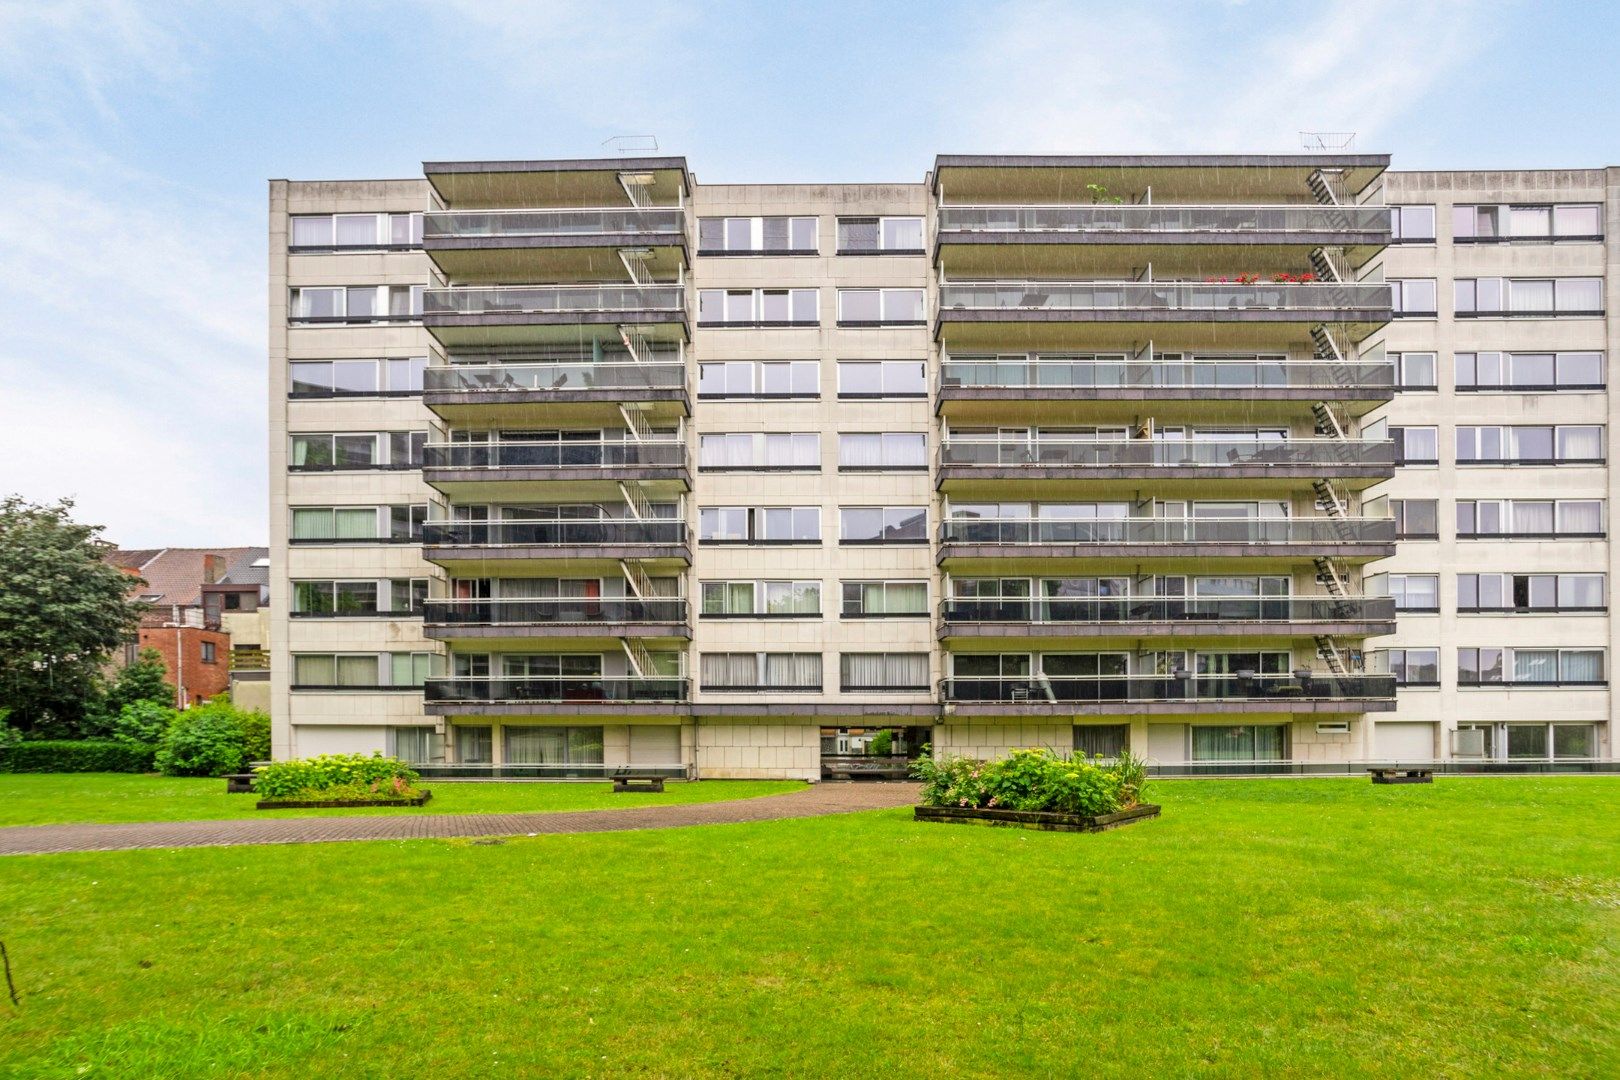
[421,519,690,574]
[938,357,1394,417]
[424,675,689,716]
[936,204,1390,275]
[422,284,687,347]
[936,281,1391,350]
[423,208,687,282]
[938,516,1395,568]
[422,358,689,424]
[421,439,689,501]
[942,673,1397,716]
[940,596,1396,642]
[936,436,1395,491]
[422,597,689,643]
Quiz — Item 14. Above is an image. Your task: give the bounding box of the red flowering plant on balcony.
[1202,272,1317,284]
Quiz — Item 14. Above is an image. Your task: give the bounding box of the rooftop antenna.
[602,135,660,155]
[1300,131,1356,153]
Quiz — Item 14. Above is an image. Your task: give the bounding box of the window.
[288,432,424,471]
[1455,277,1603,316]
[389,727,441,764]
[697,216,818,254]
[837,216,925,253]
[290,212,422,250]
[837,432,927,470]
[699,580,821,617]
[1459,648,1605,686]
[697,289,818,326]
[841,580,928,617]
[698,506,820,544]
[1382,648,1439,686]
[1073,724,1130,759]
[1389,205,1435,242]
[291,652,435,689]
[1454,203,1602,241]
[200,641,217,664]
[1458,574,1604,613]
[290,507,377,542]
[840,653,929,691]
[1392,499,1439,539]
[700,653,822,691]
[1190,725,1287,762]
[839,506,927,543]
[1457,499,1604,538]
[1388,575,1439,612]
[1389,279,1436,316]
[292,579,427,617]
[289,286,421,322]
[836,288,926,325]
[1390,426,1438,465]
[504,726,604,766]
[1456,351,1604,391]
[836,360,927,397]
[696,359,818,398]
[1456,425,1604,464]
[698,433,820,471]
[1391,352,1437,390]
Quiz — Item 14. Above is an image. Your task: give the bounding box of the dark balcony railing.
[937,204,1393,235]
[423,598,686,626]
[421,520,686,547]
[940,359,1394,392]
[422,440,685,470]
[941,596,1396,624]
[940,516,1396,546]
[424,677,689,703]
[423,208,686,240]
[422,285,685,316]
[424,362,686,394]
[938,438,1394,469]
[938,281,1390,314]
[942,673,1397,703]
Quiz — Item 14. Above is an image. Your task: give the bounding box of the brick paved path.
[0,782,919,855]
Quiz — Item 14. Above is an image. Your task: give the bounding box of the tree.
[0,497,144,736]
[102,647,176,714]
[156,695,269,777]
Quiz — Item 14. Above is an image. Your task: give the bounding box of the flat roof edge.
[423,157,689,176]
[934,154,1392,169]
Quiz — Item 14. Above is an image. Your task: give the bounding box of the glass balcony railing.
[941,673,1397,703]
[424,676,688,703]
[939,517,1396,546]
[937,204,1392,236]
[422,285,686,316]
[938,438,1395,469]
[940,359,1394,392]
[422,598,687,626]
[421,520,686,547]
[424,208,686,240]
[422,440,686,470]
[424,361,686,394]
[938,281,1390,314]
[940,596,1396,624]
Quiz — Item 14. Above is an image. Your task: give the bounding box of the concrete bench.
[1370,767,1433,785]
[612,775,666,793]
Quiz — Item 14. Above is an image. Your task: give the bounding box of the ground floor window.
[389,727,441,764]
[1190,724,1287,762]
[504,725,604,765]
[819,726,928,757]
[457,725,493,764]
[1073,724,1129,759]
[1456,722,1598,761]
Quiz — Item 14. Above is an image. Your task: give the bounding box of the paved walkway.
[0,782,920,855]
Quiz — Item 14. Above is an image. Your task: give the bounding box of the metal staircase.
[1315,636,1349,675]
[1307,169,1344,206]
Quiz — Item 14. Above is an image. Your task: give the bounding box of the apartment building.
[267,154,1614,779]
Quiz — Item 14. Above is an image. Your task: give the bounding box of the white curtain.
[1557,427,1603,461]
[840,434,883,468]
[765,653,821,688]
[1513,502,1556,533]
[701,653,758,688]
[1557,501,1602,533]
[1512,650,1558,683]
[1560,651,1604,683]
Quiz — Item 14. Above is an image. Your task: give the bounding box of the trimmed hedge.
[0,740,157,774]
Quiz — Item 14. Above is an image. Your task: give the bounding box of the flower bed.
[253,753,428,810]
[912,747,1156,832]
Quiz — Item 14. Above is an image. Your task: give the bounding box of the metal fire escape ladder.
[621,638,656,679]
[1307,169,1344,206]
[1308,246,1344,283]
[617,171,656,208]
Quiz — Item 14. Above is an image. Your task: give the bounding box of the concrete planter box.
[914,802,1160,833]
[257,790,432,810]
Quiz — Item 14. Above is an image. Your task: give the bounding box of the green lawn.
[0,773,806,826]
[2,777,1618,1078]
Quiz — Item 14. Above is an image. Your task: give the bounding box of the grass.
[2,777,1618,1078]
[0,773,806,826]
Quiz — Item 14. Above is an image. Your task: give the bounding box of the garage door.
[628,725,681,767]
[1374,722,1436,761]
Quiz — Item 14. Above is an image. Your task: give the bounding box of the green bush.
[261,779,425,804]
[867,730,893,757]
[153,694,270,777]
[912,747,1146,817]
[0,740,155,773]
[254,753,420,800]
[112,700,178,747]
[0,707,20,750]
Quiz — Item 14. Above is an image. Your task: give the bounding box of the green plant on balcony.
[1085,183,1124,205]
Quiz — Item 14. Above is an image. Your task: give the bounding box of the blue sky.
[1,0,1617,546]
